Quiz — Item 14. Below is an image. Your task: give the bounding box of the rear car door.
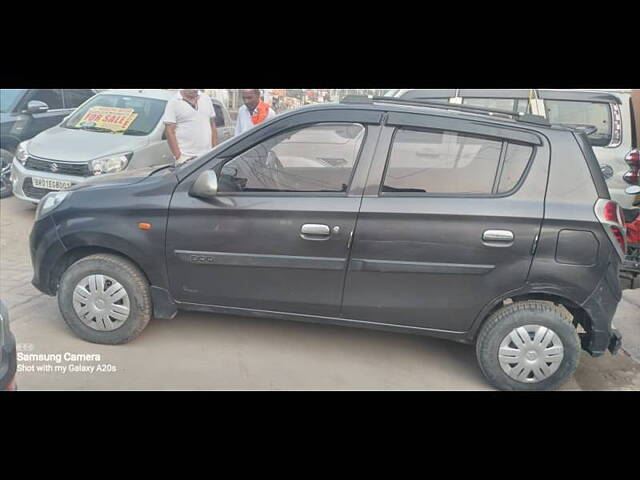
[166,109,382,317]
[341,112,549,333]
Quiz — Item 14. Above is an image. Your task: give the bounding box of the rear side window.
[382,129,533,195]
[545,100,612,146]
[383,129,502,194]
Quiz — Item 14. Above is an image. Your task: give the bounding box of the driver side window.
[217,123,366,194]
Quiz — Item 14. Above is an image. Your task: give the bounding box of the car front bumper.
[11,158,87,204]
[30,214,68,296]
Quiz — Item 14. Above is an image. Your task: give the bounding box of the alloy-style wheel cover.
[498,325,565,383]
[72,274,131,331]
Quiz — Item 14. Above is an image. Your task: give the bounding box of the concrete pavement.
[1,195,639,390]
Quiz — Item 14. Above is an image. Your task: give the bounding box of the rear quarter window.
[497,143,534,193]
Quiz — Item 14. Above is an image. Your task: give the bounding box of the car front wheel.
[57,254,152,344]
[475,300,581,391]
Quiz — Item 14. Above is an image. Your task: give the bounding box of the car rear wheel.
[475,300,580,391]
[58,254,152,344]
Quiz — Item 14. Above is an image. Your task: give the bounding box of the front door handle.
[483,230,514,242]
[301,224,330,236]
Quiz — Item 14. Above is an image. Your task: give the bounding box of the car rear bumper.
[580,256,624,356]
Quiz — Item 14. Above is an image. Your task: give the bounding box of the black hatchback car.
[29,98,626,390]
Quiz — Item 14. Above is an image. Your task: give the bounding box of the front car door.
[166,108,383,317]
[18,89,67,140]
[341,111,550,334]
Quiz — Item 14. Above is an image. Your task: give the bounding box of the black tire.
[475,300,580,391]
[57,254,152,344]
[0,148,14,199]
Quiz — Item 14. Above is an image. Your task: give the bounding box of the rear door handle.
[301,224,331,237]
[483,230,514,242]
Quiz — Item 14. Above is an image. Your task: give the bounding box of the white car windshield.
[62,94,167,136]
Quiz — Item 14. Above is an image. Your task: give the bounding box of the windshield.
[0,89,26,113]
[62,93,167,136]
[545,100,612,147]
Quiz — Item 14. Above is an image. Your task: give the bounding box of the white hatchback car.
[385,89,638,208]
[11,89,235,203]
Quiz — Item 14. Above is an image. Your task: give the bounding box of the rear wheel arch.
[471,292,591,343]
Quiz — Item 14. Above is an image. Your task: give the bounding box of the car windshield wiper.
[74,125,117,133]
[121,129,149,136]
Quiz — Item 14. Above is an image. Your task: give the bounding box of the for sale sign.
[77,106,138,132]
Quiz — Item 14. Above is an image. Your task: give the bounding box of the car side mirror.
[26,100,49,114]
[189,170,218,199]
[625,185,640,195]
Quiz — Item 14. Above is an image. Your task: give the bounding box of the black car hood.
[68,165,174,191]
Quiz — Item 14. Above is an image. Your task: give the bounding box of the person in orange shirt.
[234,89,276,136]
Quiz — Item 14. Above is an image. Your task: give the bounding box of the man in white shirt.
[234,89,277,136]
[164,89,218,164]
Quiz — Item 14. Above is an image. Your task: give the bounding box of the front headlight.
[88,153,132,176]
[35,191,70,220]
[15,141,29,165]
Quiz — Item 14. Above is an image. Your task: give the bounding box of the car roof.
[288,102,571,135]
[393,88,627,104]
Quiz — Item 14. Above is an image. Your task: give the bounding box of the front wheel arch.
[50,246,151,295]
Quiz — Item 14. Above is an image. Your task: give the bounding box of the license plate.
[31,177,72,191]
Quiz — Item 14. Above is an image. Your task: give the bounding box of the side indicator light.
[138,222,152,230]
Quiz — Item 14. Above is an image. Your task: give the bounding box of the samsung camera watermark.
[16,343,118,374]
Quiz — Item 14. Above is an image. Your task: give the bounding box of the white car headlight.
[36,191,70,220]
[15,141,29,165]
[88,153,132,176]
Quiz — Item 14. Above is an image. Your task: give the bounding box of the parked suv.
[29,98,625,390]
[11,89,235,204]
[1,89,99,198]
[385,89,638,208]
